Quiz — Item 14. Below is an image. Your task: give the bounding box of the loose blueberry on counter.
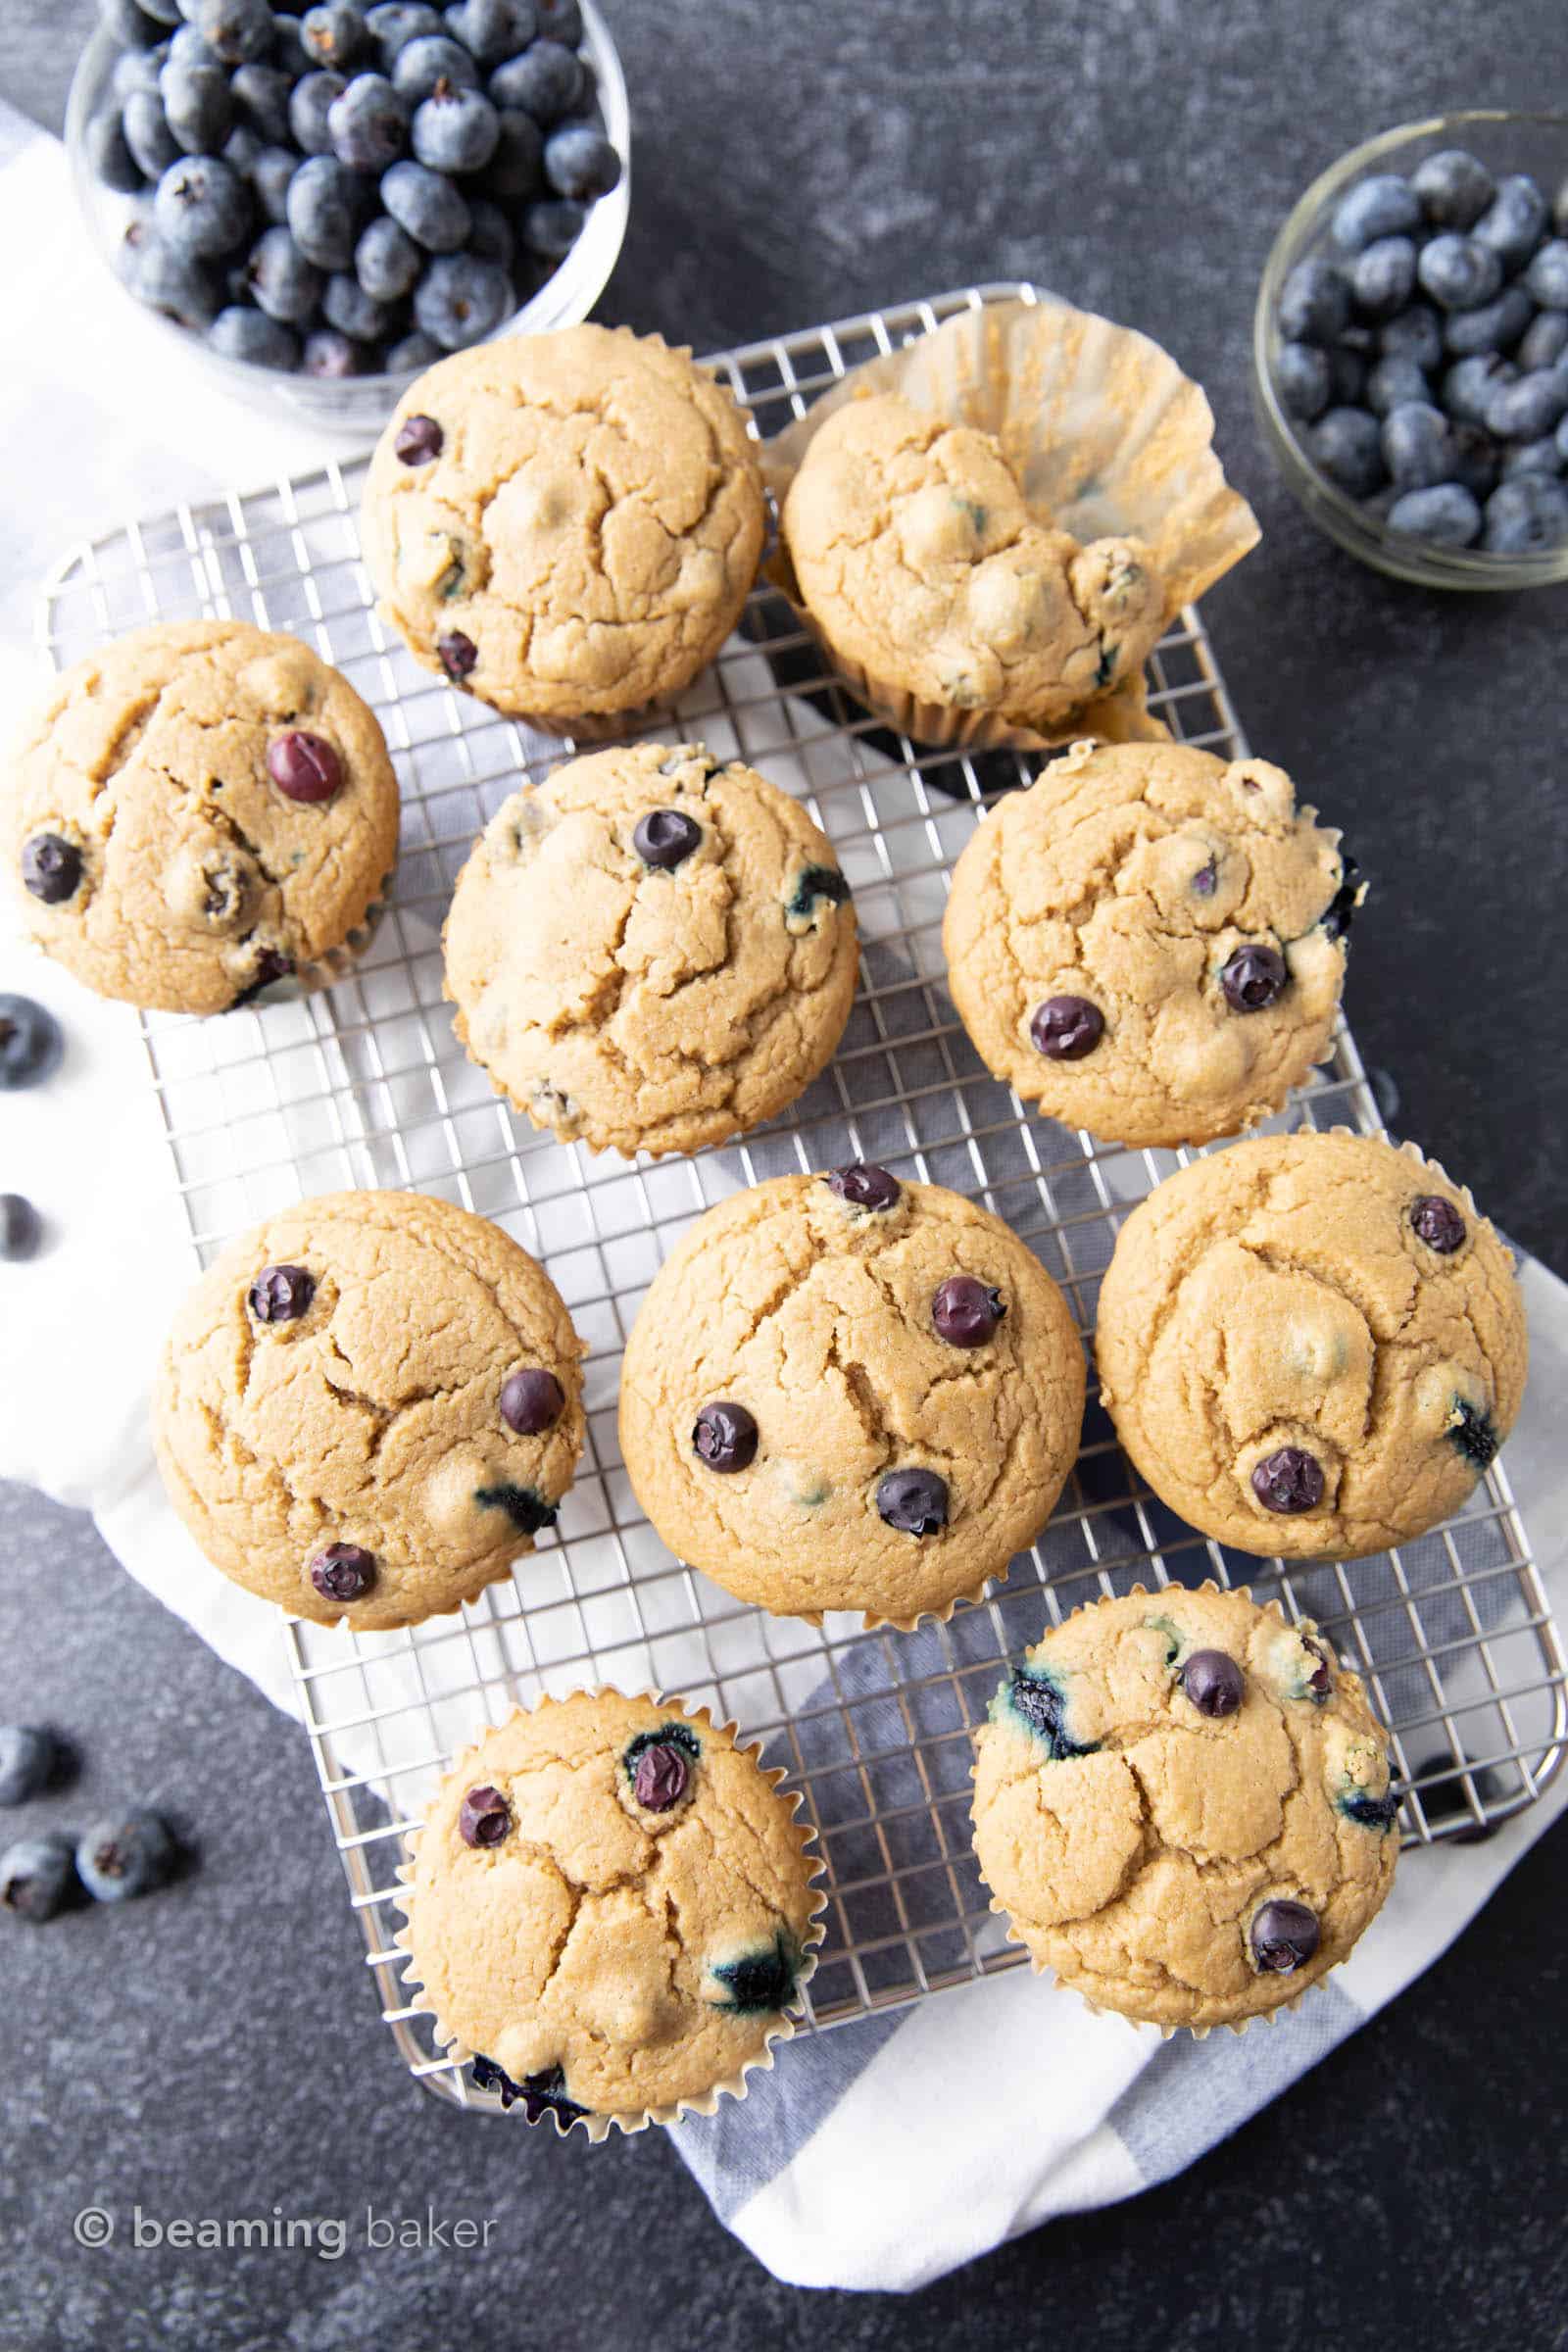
[1340,1788,1401,1831]
[826,1162,901,1211]
[303,325,364,377]
[1181,1649,1245,1718]
[231,61,294,146]
[289,66,347,154]
[394,408,445,464]
[248,1261,316,1321]
[210,306,301,370]
[1410,1194,1466,1253]
[302,1,373,71]
[367,2,445,71]
[1250,1446,1325,1514]
[629,1740,690,1813]
[1444,282,1533,358]
[472,1482,559,1533]
[413,81,501,174]
[522,197,584,260]
[1218,942,1288,1011]
[1002,1663,1098,1759]
[382,157,471,250]
[21,833,83,906]
[1278,255,1351,345]
[310,1542,378,1599]
[327,71,410,172]
[707,1927,802,2014]
[931,1274,1004,1348]
[1319,852,1363,940]
[499,1366,564,1434]
[1309,405,1385,496]
[542,122,619,201]
[414,250,511,348]
[1482,472,1568,553]
[288,153,367,270]
[76,1811,176,1903]
[1386,484,1482,548]
[631,807,702,870]
[360,214,423,301]
[1029,993,1103,1059]
[876,1466,948,1537]
[471,2055,587,2123]
[0,1196,43,1267]
[0,994,64,1091]
[0,1835,77,1922]
[692,1401,758,1474]
[1411,148,1494,231]
[1417,232,1503,313]
[1475,174,1549,270]
[437,628,478,678]
[1365,356,1430,418]
[784,864,850,920]
[1381,400,1449,487]
[1446,1397,1499,1470]
[268,728,343,801]
[489,37,581,122]
[392,31,481,101]
[0,1727,61,1806]
[1249,1896,1320,1973]
[1350,234,1415,321]
[458,1783,512,1846]
[1275,341,1332,423]
[246,222,324,322]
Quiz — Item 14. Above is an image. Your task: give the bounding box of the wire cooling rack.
[40,283,1567,2112]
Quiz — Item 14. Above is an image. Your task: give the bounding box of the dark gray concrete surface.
[2,2,1565,2345]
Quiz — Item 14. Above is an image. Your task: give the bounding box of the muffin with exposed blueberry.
[971,1586,1398,2031]
[1095,1130,1529,1560]
[361,324,764,718]
[618,1166,1086,1627]
[443,740,858,1157]
[4,621,397,1014]
[153,1188,585,1628]
[398,1690,823,2133]
[942,738,1358,1148]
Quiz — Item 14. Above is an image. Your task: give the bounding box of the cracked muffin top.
[361,324,765,721]
[443,741,859,1159]
[618,1167,1086,1627]
[152,1189,584,1629]
[1095,1131,1528,1562]
[400,1690,821,2132]
[943,739,1357,1148]
[970,1587,1398,2031]
[4,621,398,1014]
[779,390,1166,731]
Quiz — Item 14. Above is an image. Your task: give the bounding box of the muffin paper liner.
[761,293,1259,753]
[969,1581,1397,2036]
[393,1685,827,2142]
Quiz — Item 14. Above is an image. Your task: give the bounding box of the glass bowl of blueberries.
[1253,111,1568,586]
[68,0,630,433]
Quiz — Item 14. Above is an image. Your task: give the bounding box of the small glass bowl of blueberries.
[1253,111,1568,586]
[68,0,630,430]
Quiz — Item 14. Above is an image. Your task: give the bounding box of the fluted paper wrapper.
[762,293,1260,754]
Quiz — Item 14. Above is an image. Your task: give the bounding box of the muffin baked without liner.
[970,1586,1399,2033]
[396,1689,825,2136]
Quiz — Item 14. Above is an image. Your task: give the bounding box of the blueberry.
[1350,236,1415,327]
[76,1811,176,1903]
[88,109,146,192]
[1418,232,1503,312]
[248,143,297,222]
[499,1367,564,1433]
[1519,309,1568,371]
[482,106,542,197]
[1386,483,1482,548]
[1275,339,1331,422]
[1482,472,1568,553]
[465,195,514,266]
[825,1163,901,1210]
[0,1727,60,1804]
[0,1835,76,1922]
[287,153,366,269]
[194,0,272,63]
[130,226,221,324]
[1366,355,1431,416]
[386,326,441,368]
[1446,421,1501,501]
[533,0,581,40]
[1501,435,1562,478]
[1443,351,1514,425]
[392,30,480,98]
[1381,400,1450,488]
[303,324,365,374]
[475,1483,560,1537]
[209,306,301,368]
[1249,1896,1320,1973]
[1379,304,1444,370]
[1250,1446,1325,1513]
[629,1740,689,1814]
[1410,1195,1466,1253]
[437,627,477,675]
[165,22,219,72]
[290,67,347,153]
[931,1274,1005,1348]
[0,994,64,1093]
[1181,1649,1246,1719]
[1521,237,1568,313]
[1331,172,1419,252]
[332,79,410,175]
[310,1542,378,1599]
[134,0,183,23]
[542,121,618,201]
[631,806,702,868]
[322,270,397,339]
[489,37,580,122]
[1412,147,1494,231]
[458,1784,512,1846]
[1327,342,1367,406]
[412,81,500,172]
[692,1401,758,1473]
[1487,369,1568,441]
[445,0,535,60]
[230,60,294,142]
[222,122,263,177]
[1004,1665,1098,1760]
[20,833,83,906]
[154,156,253,264]
[366,0,443,67]
[248,1262,317,1319]
[114,46,167,100]
[302,0,372,69]
[270,14,314,77]
[876,1466,949,1537]
[1475,174,1549,272]
[523,197,583,258]
[160,58,233,153]
[122,87,181,178]
[382,157,471,248]
[1218,942,1287,1010]
[1309,404,1385,495]
[1028,992,1104,1058]
[356,211,421,297]
[99,0,163,46]
[244,222,323,320]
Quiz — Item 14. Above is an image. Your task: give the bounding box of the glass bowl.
[66,0,631,438]
[1252,110,1568,589]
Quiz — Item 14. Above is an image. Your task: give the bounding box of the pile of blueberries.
[1274,148,1568,554]
[84,0,622,377]
[0,1726,181,1921]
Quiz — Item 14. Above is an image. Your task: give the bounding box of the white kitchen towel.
[4,102,1567,2295]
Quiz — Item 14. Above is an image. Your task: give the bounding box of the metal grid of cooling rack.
[40,283,1567,2116]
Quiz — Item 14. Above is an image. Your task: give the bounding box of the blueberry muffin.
[4,622,398,1014]
[1095,1131,1529,1560]
[618,1167,1086,1627]
[443,741,858,1158]
[361,324,765,722]
[153,1189,584,1629]
[779,390,1166,735]
[971,1587,1398,2031]
[943,739,1357,1147]
[399,1690,822,2134]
